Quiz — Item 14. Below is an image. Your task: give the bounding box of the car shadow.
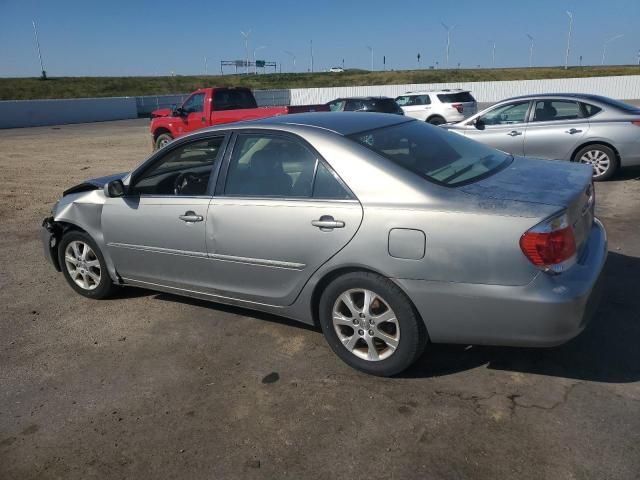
[610,165,640,182]
[403,251,640,382]
[111,252,639,383]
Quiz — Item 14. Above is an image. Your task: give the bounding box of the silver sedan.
[445,94,640,180]
[42,113,607,376]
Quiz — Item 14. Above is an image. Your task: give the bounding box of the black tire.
[427,115,446,125]
[573,144,618,181]
[319,272,427,376]
[154,132,173,150]
[58,230,117,299]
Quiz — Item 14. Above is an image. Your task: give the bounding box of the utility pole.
[310,40,314,73]
[31,20,47,79]
[240,30,251,74]
[204,56,208,75]
[526,34,534,68]
[417,52,421,67]
[441,22,455,68]
[564,11,573,70]
[366,45,373,71]
[601,34,623,65]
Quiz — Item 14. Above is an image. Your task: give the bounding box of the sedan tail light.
[520,212,577,274]
[451,103,463,113]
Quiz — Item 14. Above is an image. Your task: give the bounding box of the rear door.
[396,95,431,120]
[464,100,531,155]
[524,99,589,160]
[205,131,363,306]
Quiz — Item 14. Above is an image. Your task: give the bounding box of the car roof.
[401,89,470,95]
[228,112,413,136]
[501,93,610,102]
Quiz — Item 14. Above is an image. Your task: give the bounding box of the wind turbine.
[564,11,573,69]
[366,45,374,71]
[240,29,251,74]
[601,34,624,65]
[526,34,534,68]
[441,22,455,68]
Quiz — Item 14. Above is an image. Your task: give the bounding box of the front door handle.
[566,128,582,134]
[312,215,345,231]
[507,130,522,137]
[179,211,203,223]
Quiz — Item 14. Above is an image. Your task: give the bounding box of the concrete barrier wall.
[288,75,640,105]
[0,97,138,128]
[1,76,638,128]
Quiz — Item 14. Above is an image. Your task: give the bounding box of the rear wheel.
[58,231,117,299]
[574,144,618,181]
[427,115,446,126]
[319,272,427,376]
[155,132,173,150]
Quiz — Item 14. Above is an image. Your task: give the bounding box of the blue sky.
[1,0,638,77]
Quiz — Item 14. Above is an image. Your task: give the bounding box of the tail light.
[631,120,640,127]
[520,212,577,274]
[451,103,463,113]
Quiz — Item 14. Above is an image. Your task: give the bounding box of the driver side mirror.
[473,118,485,130]
[173,106,186,117]
[104,179,126,198]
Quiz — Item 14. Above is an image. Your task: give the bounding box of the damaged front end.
[42,215,63,271]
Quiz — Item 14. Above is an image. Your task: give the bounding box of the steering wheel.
[173,172,201,195]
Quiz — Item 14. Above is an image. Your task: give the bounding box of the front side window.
[349,120,511,187]
[479,101,530,125]
[328,100,346,111]
[532,100,581,122]
[395,96,410,107]
[132,137,224,196]
[182,93,205,114]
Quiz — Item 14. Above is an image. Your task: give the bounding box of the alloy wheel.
[64,241,101,290]
[579,149,610,178]
[332,288,400,361]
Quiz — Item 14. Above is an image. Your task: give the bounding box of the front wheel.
[58,231,117,299]
[154,133,174,150]
[319,272,427,376]
[574,144,618,181]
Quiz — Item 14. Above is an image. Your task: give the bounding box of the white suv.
[395,89,477,125]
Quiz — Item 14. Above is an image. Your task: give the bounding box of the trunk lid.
[461,156,595,253]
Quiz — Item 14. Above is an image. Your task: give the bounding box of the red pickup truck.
[150,87,328,149]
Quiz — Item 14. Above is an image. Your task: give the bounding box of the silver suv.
[396,89,477,125]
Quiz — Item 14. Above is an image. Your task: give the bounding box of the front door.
[178,92,207,135]
[102,136,225,289]
[396,94,431,121]
[524,99,589,160]
[205,132,363,306]
[464,100,531,156]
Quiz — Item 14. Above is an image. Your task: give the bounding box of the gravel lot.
[1,119,639,479]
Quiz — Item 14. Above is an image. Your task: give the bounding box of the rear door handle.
[507,130,522,137]
[312,215,345,231]
[179,210,203,223]
[566,128,582,134]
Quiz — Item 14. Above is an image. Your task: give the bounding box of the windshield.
[348,120,511,186]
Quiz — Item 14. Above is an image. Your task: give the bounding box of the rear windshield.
[348,120,511,187]
[437,92,475,103]
[364,98,403,114]
[213,89,258,111]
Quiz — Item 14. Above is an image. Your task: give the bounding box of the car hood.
[460,156,593,207]
[63,172,129,196]
[151,108,173,118]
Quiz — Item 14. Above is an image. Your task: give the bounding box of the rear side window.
[213,89,258,111]
[532,100,582,122]
[313,162,352,200]
[581,103,602,118]
[437,92,475,103]
[369,99,403,114]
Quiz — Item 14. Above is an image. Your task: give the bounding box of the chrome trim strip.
[107,242,305,270]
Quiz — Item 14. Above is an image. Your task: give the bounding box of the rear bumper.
[396,218,607,347]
